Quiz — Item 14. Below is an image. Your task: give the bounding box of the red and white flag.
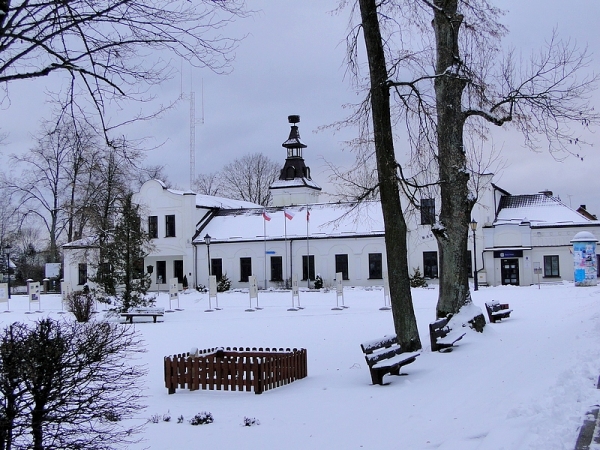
[284,209,295,220]
[262,210,272,221]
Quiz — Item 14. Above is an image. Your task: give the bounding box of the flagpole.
[263,209,267,290]
[284,210,288,288]
[306,205,310,289]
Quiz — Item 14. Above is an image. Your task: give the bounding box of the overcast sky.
[2,0,599,215]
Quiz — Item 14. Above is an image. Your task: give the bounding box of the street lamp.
[4,244,11,299]
[469,219,478,291]
[204,234,212,277]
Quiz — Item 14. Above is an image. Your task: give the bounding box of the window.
[148,216,158,239]
[423,251,438,278]
[240,257,252,282]
[173,260,184,283]
[420,198,435,225]
[78,263,87,286]
[335,254,349,280]
[165,215,176,237]
[156,260,166,284]
[133,258,144,279]
[270,256,283,281]
[211,258,223,281]
[368,253,383,279]
[302,255,315,281]
[544,255,560,277]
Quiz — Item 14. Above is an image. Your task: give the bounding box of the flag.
[262,210,272,221]
[284,209,295,220]
[306,209,310,222]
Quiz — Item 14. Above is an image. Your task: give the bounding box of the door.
[501,259,519,286]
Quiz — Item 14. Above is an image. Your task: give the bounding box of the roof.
[270,178,322,190]
[193,202,385,244]
[152,179,263,209]
[494,193,596,226]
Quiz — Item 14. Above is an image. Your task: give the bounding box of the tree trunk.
[432,0,475,317]
[359,0,421,351]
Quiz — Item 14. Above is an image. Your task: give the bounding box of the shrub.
[189,412,214,425]
[65,290,95,322]
[409,267,428,288]
[243,416,260,427]
[217,273,231,292]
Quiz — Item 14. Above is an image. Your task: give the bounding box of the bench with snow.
[429,316,466,352]
[360,335,420,385]
[485,300,512,323]
[121,307,165,324]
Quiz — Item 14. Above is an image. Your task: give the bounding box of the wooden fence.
[164,347,307,395]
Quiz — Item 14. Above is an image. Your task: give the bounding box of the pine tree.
[93,194,153,313]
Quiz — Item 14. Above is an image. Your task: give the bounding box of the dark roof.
[498,193,562,209]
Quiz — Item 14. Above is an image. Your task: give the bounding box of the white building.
[63,116,600,291]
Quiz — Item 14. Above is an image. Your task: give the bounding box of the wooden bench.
[121,307,165,324]
[429,316,466,352]
[485,300,512,323]
[360,335,420,385]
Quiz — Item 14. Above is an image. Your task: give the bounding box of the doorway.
[501,259,519,286]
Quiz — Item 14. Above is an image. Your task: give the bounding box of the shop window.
[173,260,184,283]
[165,215,176,237]
[423,251,438,278]
[148,216,158,239]
[420,198,435,225]
[211,258,223,280]
[335,254,349,280]
[78,263,87,286]
[368,253,383,279]
[156,260,166,284]
[240,257,252,282]
[270,256,283,281]
[544,255,560,277]
[302,255,315,281]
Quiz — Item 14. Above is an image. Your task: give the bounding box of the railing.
[164,347,307,395]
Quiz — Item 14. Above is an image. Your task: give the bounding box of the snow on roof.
[192,193,262,209]
[194,202,385,243]
[159,187,261,209]
[269,178,321,190]
[495,193,595,226]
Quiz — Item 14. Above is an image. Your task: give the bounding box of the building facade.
[63,117,600,291]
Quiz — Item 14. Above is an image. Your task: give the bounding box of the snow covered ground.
[2,282,599,450]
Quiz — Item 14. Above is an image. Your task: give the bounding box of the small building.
[481,188,600,286]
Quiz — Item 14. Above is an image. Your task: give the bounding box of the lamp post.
[469,219,478,291]
[4,244,11,299]
[204,234,212,278]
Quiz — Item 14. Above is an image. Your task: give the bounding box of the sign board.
[336,272,343,295]
[45,263,61,279]
[249,276,258,299]
[292,274,299,296]
[0,283,7,302]
[169,278,178,300]
[209,275,217,297]
[29,282,40,302]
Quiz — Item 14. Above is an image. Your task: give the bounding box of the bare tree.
[219,153,280,206]
[193,172,222,196]
[348,0,598,320]
[0,319,146,450]
[0,1,248,135]
[354,0,421,350]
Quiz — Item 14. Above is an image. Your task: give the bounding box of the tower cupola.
[269,115,322,207]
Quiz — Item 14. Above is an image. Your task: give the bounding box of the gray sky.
[2,0,599,214]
